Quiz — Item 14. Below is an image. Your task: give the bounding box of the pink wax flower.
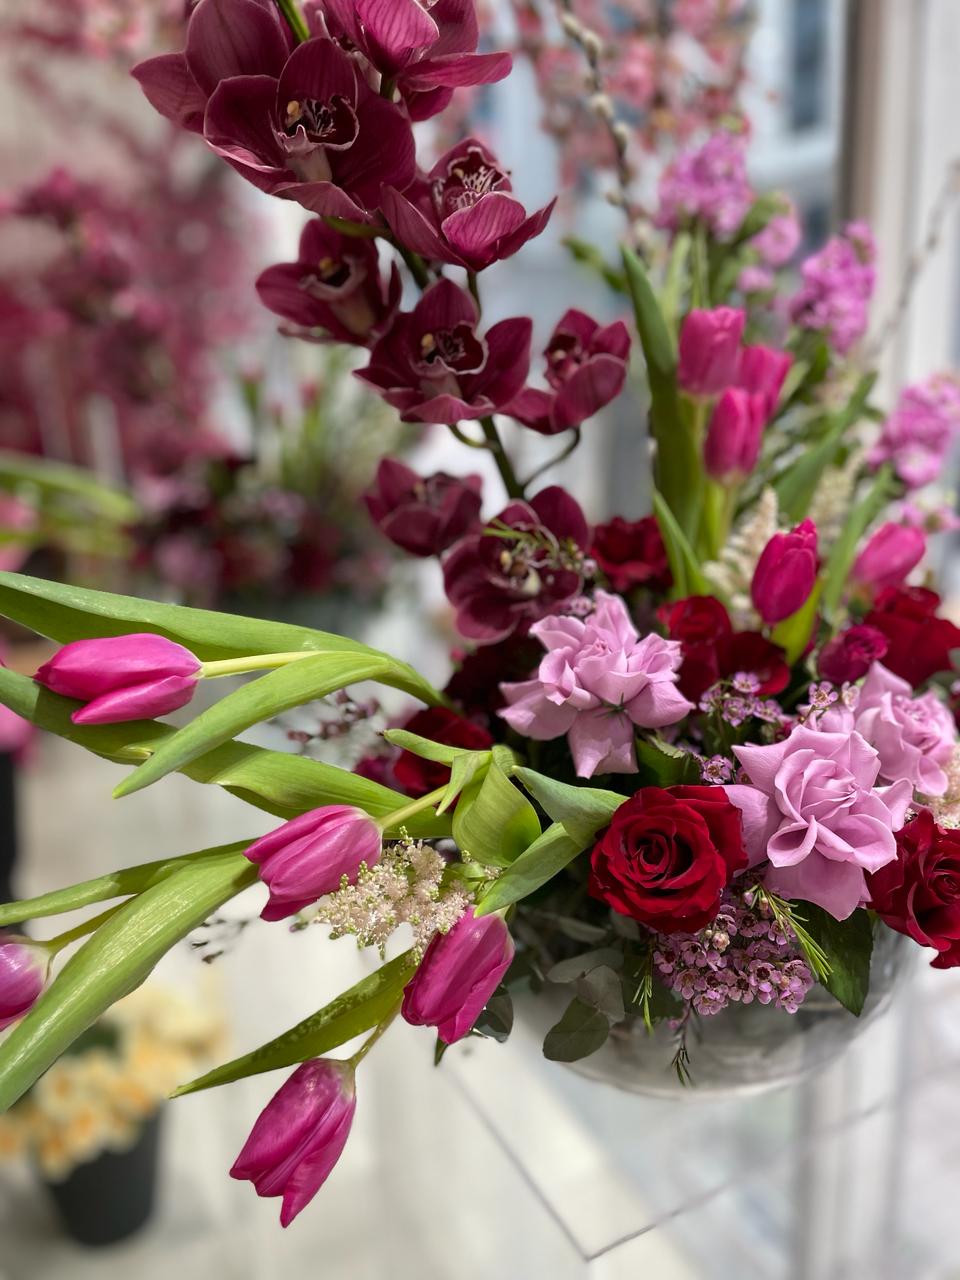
[678,307,745,398]
[230,1058,356,1226]
[256,219,400,345]
[818,663,956,797]
[381,138,555,273]
[789,222,877,355]
[442,485,589,643]
[735,345,792,418]
[244,805,382,921]
[703,387,766,480]
[356,279,532,425]
[656,131,754,241]
[818,624,889,684]
[868,375,960,489]
[34,634,201,725]
[851,522,926,593]
[725,726,912,920]
[506,309,631,435]
[364,458,483,558]
[0,938,49,1031]
[402,909,514,1044]
[499,591,693,778]
[751,519,818,625]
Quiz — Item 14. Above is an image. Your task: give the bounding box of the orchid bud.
[677,307,745,397]
[736,344,792,418]
[244,805,382,921]
[852,523,926,593]
[230,1059,356,1227]
[0,937,49,1030]
[363,458,483,557]
[34,634,201,725]
[402,910,514,1044]
[751,519,819,625]
[703,387,766,481]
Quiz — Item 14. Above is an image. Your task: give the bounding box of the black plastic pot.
[46,1111,162,1246]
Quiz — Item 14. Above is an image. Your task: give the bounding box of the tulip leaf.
[475,822,584,915]
[635,737,701,787]
[799,905,874,1016]
[0,451,139,523]
[0,842,251,927]
[0,849,257,1111]
[383,729,490,767]
[652,491,712,601]
[771,579,823,666]
[438,751,490,815]
[542,996,610,1062]
[512,767,624,844]
[452,746,540,867]
[171,952,417,1096]
[0,667,450,837]
[821,464,897,618]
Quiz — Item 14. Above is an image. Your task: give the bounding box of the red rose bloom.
[659,596,790,703]
[866,809,960,968]
[590,516,671,594]
[817,624,889,684]
[865,586,960,687]
[392,707,494,798]
[588,785,748,933]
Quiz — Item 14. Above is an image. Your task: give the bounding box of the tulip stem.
[199,652,318,679]
[273,0,309,43]
[44,903,125,956]
[378,784,450,834]
[350,1002,401,1067]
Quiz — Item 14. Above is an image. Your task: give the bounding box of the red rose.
[392,707,494,797]
[659,596,789,702]
[865,586,960,687]
[818,624,889,684]
[866,809,960,967]
[590,516,671,594]
[588,785,748,933]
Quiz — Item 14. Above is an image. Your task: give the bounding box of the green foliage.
[800,905,874,1016]
[475,824,584,916]
[512,768,623,844]
[452,746,540,867]
[821,464,898,617]
[542,996,611,1062]
[652,491,712,600]
[770,580,822,666]
[635,737,701,787]
[472,989,514,1044]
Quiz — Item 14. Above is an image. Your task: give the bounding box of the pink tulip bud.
[736,344,792,417]
[703,387,766,480]
[751,519,819,625]
[244,806,382,921]
[402,909,514,1044]
[231,1059,356,1227]
[852,522,926,593]
[677,307,745,397]
[34,634,201,725]
[0,937,49,1030]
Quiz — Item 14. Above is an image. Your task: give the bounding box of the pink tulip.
[34,634,201,725]
[751,519,819,625]
[231,1059,356,1227]
[677,307,745,397]
[703,387,766,480]
[244,806,382,921]
[402,910,514,1044]
[0,938,48,1030]
[852,523,926,592]
[736,344,792,417]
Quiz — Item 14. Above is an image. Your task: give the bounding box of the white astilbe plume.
[923,746,960,830]
[808,451,863,548]
[703,487,779,628]
[312,840,476,959]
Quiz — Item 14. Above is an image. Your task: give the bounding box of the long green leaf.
[652,491,712,600]
[452,746,540,867]
[382,729,489,766]
[0,850,257,1110]
[0,451,138,523]
[476,823,584,915]
[821,464,897,617]
[172,952,417,1096]
[512,769,623,844]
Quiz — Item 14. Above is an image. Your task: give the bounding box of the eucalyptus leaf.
[800,905,874,1016]
[547,948,622,984]
[512,768,623,844]
[574,965,625,1022]
[542,997,610,1062]
[472,990,514,1043]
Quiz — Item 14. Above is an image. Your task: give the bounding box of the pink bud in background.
[751,519,819,625]
[402,910,514,1044]
[0,938,49,1030]
[244,806,382,921]
[230,1059,356,1227]
[677,307,745,397]
[703,387,766,480]
[34,634,201,725]
[736,344,792,418]
[852,523,926,593]
[363,458,483,557]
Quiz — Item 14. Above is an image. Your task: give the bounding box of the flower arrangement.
[0,0,959,1233]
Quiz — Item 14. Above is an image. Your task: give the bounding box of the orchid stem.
[521,428,581,488]
[397,245,431,290]
[273,0,309,42]
[480,416,525,500]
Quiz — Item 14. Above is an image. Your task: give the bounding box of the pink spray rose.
[499,591,693,778]
[851,522,926,593]
[725,726,912,920]
[34,634,201,724]
[751,519,818,625]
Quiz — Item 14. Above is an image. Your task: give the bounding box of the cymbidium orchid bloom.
[380,138,555,272]
[363,458,483,557]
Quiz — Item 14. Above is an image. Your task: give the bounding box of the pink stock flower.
[506,309,631,435]
[790,222,876,354]
[725,726,912,920]
[751,519,818,625]
[750,202,801,267]
[703,386,766,480]
[0,938,49,1031]
[256,219,400,345]
[868,375,960,489]
[363,458,482,557]
[818,624,889,684]
[656,131,754,241]
[818,663,956,797]
[356,279,532,424]
[499,591,693,779]
[381,138,554,272]
[442,486,589,643]
[678,307,745,397]
[34,634,201,725]
[401,909,514,1043]
[230,1058,356,1226]
[243,805,383,921]
[735,344,792,418]
[851,522,926,593]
